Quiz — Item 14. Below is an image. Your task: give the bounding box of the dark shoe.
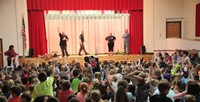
[67,54,70,57]
[78,54,82,56]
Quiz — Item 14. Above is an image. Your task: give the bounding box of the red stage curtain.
[27,0,143,10]
[196,3,200,37]
[28,11,47,56]
[129,11,143,54]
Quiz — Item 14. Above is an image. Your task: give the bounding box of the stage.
[18,54,153,65]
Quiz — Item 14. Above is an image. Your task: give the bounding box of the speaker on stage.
[29,48,34,57]
[140,45,146,54]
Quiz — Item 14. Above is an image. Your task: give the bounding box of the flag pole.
[22,14,25,58]
[23,37,25,58]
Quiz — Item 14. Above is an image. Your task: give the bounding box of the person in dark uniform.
[105,33,116,56]
[78,31,88,56]
[58,27,69,57]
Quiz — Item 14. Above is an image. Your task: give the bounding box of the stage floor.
[19,54,154,65]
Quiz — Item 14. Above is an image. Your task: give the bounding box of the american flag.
[22,17,26,50]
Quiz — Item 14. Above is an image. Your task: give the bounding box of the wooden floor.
[19,54,154,65]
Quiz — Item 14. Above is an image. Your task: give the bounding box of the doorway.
[0,39,3,67]
[166,21,181,38]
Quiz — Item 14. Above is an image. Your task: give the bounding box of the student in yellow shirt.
[32,64,55,99]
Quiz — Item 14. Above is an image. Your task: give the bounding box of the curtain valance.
[27,0,143,11]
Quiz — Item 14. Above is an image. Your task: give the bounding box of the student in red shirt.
[8,86,21,102]
[58,80,75,102]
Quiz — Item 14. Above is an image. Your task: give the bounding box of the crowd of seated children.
[0,49,199,102]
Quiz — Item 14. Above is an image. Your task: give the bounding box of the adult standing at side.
[105,33,116,56]
[4,45,18,67]
[122,29,130,55]
[58,27,69,57]
[0,51,2,67]
[78,31,88,56]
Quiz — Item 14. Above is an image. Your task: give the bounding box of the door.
[166,21,181,38]
[0,39,3,67]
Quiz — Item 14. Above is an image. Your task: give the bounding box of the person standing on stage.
[4,45,18,66]
[105,33,116,56]
[58,27,69,57]
[122,29,130,55]
[78,31,88,56]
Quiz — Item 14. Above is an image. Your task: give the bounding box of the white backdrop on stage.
[45,10,129,55]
